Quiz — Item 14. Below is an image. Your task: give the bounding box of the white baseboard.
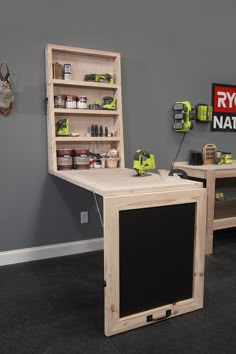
[0,238,104,266]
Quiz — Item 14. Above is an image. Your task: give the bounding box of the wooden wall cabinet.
[45,44,124,172]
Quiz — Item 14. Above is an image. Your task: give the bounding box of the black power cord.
[169,132,189,179]
[171,132,187,170]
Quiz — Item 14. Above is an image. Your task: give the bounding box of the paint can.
[66,95,77,109]
[73,150,90,169]
[77,96,88,109]
[57,149,73,170]
[54,95,66,108]
[63,64,71,80]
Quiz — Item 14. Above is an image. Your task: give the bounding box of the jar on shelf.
[57,149,73,170]
[54,95,66,108]
[222,152,232,164]
[106,158,119,168]
[52,63,63,79]
[77,96,88,109]
[66,95,77,109]
[73,150,90,169]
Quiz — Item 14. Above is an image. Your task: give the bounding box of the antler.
[0,62,10,81]
[0,63,4,81]
[5,64,10,81]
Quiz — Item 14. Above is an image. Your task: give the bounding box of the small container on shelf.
[106,158,119,168]
[108,148,118,158]
[54,95,66,108]
[73,150,90,170]
[215,192,224,201]
[222,152,232,164]
[66,95,77,109]
[52,63,63,79]
[77,96,88,109]
[71,132,80,137]
[57,149,73,170]
[63,64,72,80]
[94,160,102,168]
[89,156,96,168]
[100,158,106,168]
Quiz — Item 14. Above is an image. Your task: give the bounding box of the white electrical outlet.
[80,211,88,224]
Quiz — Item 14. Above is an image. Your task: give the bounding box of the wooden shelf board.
[214,199,236,219]
[49,44,119,58]
[55,137,120,142]
[54,108,119,115]
[214,216,236,230]
[175,161,236,173]
[52,79,119,89]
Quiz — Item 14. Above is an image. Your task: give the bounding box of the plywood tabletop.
[51,168,203,196]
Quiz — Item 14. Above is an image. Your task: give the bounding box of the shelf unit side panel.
[45,46,57,171]
[114,56,124,167]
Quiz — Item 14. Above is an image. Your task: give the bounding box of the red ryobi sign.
[211,83,236,131]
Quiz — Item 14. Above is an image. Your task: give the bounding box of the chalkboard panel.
[119,203,195,317]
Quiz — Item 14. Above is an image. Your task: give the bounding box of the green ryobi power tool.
[56,118,70,136]
[84,72,113,83]
[102,96,117,110]
[133,149,156,176]
[173,101,195,132]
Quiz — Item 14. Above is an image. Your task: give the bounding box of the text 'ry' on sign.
[211,83,236,131]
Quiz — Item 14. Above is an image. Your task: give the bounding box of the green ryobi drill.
[102,96,117,110]
[84,72,113,83]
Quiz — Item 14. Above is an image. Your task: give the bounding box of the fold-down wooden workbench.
[52,168,206,336]
[46,44,206,336]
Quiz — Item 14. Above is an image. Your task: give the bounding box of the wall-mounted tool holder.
[173,101,195,132]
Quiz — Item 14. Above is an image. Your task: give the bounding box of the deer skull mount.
[0,62,14,117]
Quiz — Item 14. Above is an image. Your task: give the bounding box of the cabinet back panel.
[52,52,115,81]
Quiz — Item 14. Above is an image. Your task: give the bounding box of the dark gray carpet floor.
[0,229,235,354]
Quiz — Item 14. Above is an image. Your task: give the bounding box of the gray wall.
[0,0,235,251]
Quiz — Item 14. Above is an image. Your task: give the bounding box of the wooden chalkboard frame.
[103,188,206,336]
[119,202,196,318]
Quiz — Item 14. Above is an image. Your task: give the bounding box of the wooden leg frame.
[103,188,206,336]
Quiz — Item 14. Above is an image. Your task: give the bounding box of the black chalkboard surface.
[119,203,195,317]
